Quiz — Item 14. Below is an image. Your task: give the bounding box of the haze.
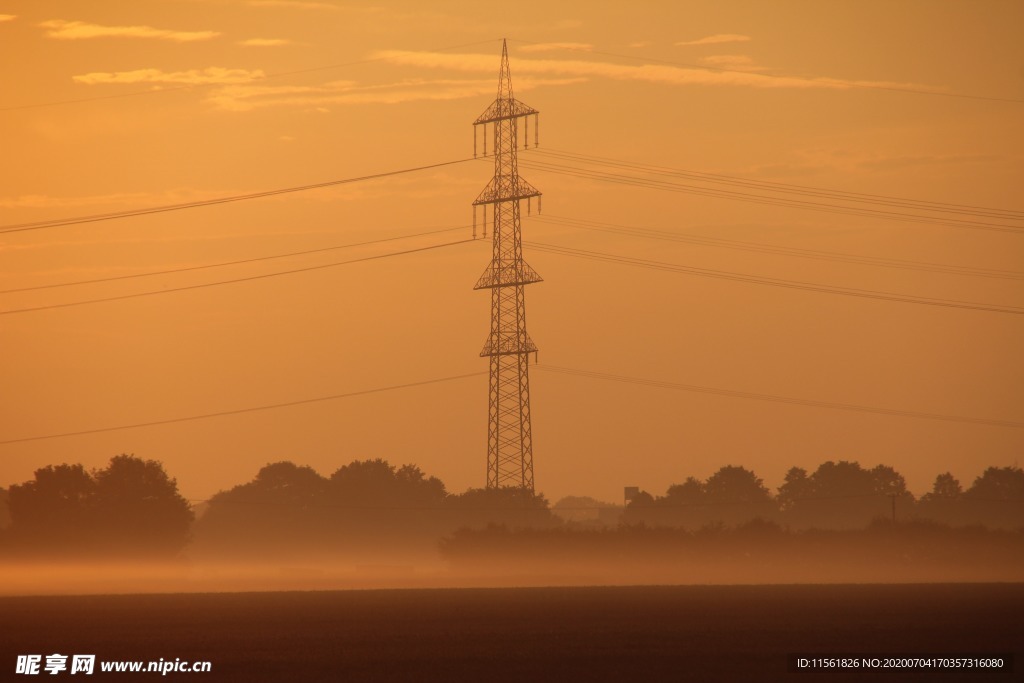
[2,0,1022,510]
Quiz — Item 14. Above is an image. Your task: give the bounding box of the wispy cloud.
[698,54,765,72]
[0,192,154,210]
[73,67,264,85]
[206,76,583,111]
[40,19,220,42]
[247,0,339,9]
[374,50,938,94]
[520,42,593,53]
[628,41,651,49]
[238,37,291,47]
[858,153,998,172]
[676,34,751,47]
[0,14,17,22]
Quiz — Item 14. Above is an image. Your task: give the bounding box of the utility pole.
[471,40,542,491]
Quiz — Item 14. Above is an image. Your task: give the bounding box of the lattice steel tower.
[471,40,542,491]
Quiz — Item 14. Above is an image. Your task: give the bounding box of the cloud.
[373,49,939,94]
[520,42,593,53]
[247,0,339,9]
[858,153,998,172]
[206,76,583,111]
[0,192,154,210]
[238,37,291,46]
[628,41,651,49]
[676,34,751,47]
[0,14,17,22]
[40,19,220,42]
[746,161,835,178]
[698,54,765,72]
[73,67,264,85]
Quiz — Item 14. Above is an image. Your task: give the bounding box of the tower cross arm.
[472,176,542,206]
[473,97,538,125]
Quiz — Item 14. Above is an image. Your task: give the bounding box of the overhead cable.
[0,238,475,315]
[0,158,475,234]
[0,372,485,445]
[535,214,1024,281]
[527,241,1024,315]
[535,365,1024,429]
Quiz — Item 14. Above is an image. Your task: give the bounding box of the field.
[2,584,1020,682]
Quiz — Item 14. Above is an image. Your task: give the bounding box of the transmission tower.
[471,40,542,491]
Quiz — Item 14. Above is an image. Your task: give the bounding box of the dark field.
[2,584,1020,682]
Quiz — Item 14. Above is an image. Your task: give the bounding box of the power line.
[3,360,1017,449]
[0,238,475,316]
[535,365,1024,429]
[518,158,1024,234]
[535,214,1024,281]
[0,372,485,446]
[0,224,469,294]
[526,241,1024,315]
[0,158,475,235]
[532,148,1024,221]
[504,38,1024,105]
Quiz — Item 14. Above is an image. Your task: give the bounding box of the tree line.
[0,455,192,558]
[191,459,555,560]
[0,455,1021,559]
[623,461,1024,530]
[0,455,554,559]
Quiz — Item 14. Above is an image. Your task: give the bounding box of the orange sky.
[1,1,1022,505]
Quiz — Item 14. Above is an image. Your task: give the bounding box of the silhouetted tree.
[665,477,705,504]
[444,486,557,530]
[929,473,963,499]
[625,467,777,529]
[8,463,96,553]
[916,472,963,525]
[330,459,446,508]
[777,467,812,511]
[703,465,777,524]
[396,464,448,504]
[91,454,193,556]
[329,459,448,543]
[194,461,329,557]
[0,486,11,529]
[965,466,1024,500]
[705,466,773,504]
[621,490,655,518]
[6,456,192,557]
[870,465,908,496]
[629,490,655,506]
[962,466,1024,529]
[781,461,913,529]
[193,458,453,557]
[811,460,874,497]
[647,477,707,527]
